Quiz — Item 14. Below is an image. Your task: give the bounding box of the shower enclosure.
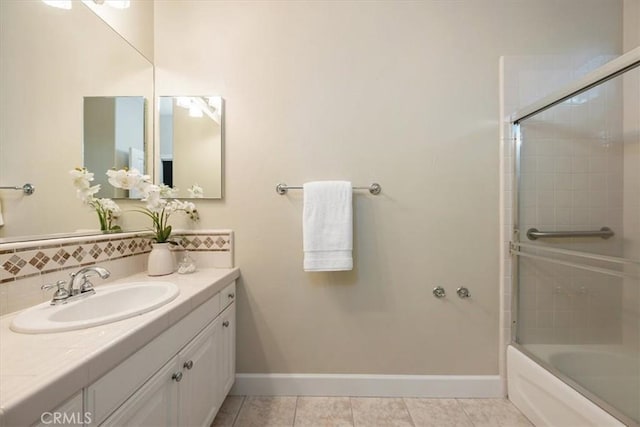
[510,49,639,426]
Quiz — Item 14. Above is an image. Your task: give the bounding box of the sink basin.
[10,281,180,334]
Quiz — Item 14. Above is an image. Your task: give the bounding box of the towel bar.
[0,183,35,195]
[276,183,381,195]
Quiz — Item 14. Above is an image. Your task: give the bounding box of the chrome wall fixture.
[526,227,614,240]
[432,287,446,298]
[0,183,35,195]
[456,287,471,298]
[276,183,382,195]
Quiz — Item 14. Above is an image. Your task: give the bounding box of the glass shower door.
[512,64,639,426]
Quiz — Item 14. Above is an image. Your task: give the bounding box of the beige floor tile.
[404,398,473,427]
[212,395,245,427]
[351,397,414,427]
[234,396,297,427]
[294,396,354,427]
[458,398,533,427]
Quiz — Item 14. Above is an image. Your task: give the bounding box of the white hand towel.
[303,181,353,272]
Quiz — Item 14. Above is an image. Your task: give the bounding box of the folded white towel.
[303,181,353,272]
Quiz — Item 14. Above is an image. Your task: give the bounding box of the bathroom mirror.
[83,96,146,199]
[158,96,224,199]
[0,1,153,240]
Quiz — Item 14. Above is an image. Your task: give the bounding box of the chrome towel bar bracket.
[0,183,35,195]
[526,227,614,240]
[276,182,381,195]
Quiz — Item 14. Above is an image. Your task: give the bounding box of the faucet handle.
[79,279,95,293]
[42,280,70,303]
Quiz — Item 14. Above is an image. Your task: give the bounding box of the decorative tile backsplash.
[0,230,233,284]
[178,232,232,252]
[0,229,233,316]
[0,235,152,284]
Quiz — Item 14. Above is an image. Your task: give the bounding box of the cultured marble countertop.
[0,267,240,426]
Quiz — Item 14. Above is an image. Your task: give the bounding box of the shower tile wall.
[517,78,624,344]
[501,54,623,348]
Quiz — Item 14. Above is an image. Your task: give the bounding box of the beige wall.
[0,0,153,239]
[82,0,154,62]
[156,0,622,375]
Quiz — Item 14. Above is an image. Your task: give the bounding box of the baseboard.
[230,373,504,398]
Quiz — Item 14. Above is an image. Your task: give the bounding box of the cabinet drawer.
[86,292,220,425]
[221,281,236,309]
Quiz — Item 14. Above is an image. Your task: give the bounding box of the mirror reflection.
[0,0,153,240]
[83,96,146,199]
[158,96,223,199]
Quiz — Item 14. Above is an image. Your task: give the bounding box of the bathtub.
[507,344,637,427]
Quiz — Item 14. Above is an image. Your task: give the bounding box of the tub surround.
[0,267,240,427]
[507,345,626,427]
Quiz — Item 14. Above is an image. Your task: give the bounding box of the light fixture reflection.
[42,0,72,9]
[104,0,130,9]
[189,105,203,118]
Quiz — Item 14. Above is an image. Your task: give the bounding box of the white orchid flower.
[106,168,150,190]
[76,184,100,203]
[159,184,178,198]
[187,184,204,198]
[69,168,94,190]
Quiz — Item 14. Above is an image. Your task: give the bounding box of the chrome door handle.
[183,360,194,370]
[223,320,230,327]
[172,372,183,382]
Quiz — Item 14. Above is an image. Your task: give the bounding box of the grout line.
[402,397,417,427]
[231,395,246,427]
[292,396,299,427]
[349,397,356,427]
[456,398,476,427]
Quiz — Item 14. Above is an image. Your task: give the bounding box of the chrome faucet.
[42,266,110,305]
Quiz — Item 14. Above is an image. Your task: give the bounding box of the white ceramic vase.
[147,243,175,276]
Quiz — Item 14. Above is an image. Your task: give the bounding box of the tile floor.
[211,396,534,427]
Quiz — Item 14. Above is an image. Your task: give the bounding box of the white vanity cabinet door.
[178,317,221,427]
[100,357,179,427]
[218,301,236,398]
[220,282,236,310]
[32,391,84,427]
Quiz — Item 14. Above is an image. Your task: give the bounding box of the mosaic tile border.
[177,232,232,252]
[0,230,232,284]
[0,236,152,284]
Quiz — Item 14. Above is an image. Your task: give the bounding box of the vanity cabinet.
[33,392,84,427]
[178,316,221,427]
[100,357,178,426]
[86,281,236,427]
[219,302,236,397]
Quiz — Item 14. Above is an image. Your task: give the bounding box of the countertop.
[0,267,240,427]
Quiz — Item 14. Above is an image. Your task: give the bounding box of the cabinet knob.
[184,360,194,370]
[223,320,230,327]
[172,372,183,382]
[228,293,235,299]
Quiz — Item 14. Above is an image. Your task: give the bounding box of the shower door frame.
[509,47,640,427]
